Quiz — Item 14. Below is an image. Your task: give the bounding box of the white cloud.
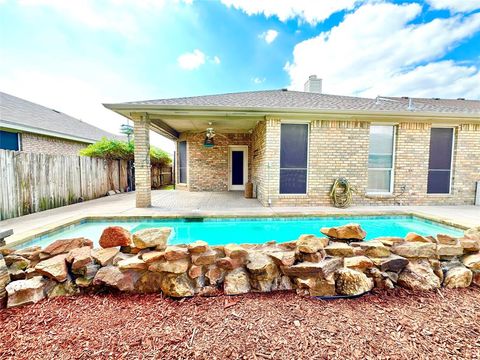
[252,77,266,84]
[177,49,206,70]
[285,3,480,99]
[259,29,278,44]
[212,55,221,64]
[221,0,362,24]
[427,0,480,13]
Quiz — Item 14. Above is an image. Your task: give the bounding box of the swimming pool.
[17,215,464,249]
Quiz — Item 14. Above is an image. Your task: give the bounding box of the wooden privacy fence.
[151,165,173,189]
[0,150,129,220]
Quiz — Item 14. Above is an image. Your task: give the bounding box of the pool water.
[18,216,464,249]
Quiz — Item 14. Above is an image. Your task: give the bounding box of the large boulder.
[443,266,472,289]
[205,265,225,286]
[462,253,480,270]
[135,271,164,293]
[320,223,366,241]
[187,240,209,254]
[405,233,432,243]
[295,276,336,297]
[224,268,251,295]
[281,257,343,278]
[391,242,437,259]
[132,227,171,250]
[66,246,93,275]
[369,254,409,273]
[160,273,194,297]
[99,226,132,248]
[35,254,68,282]
[335,268,373,296]
[397,260,441,291]
[296,235,328,254]
[191,249,218,266]
[75,264,100,287]
[344,256,375,271]
[0,255,11,308]
[246,252,279,292]
[92,266,140,292]
[148,258,189,274]
[325,242,354,257]
[46,276,79,298]
[40,238,93,259]
[92,248,119,266]
[6,276,46,308]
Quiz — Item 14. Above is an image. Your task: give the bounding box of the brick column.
[264,117,281,205]
[133,114,151,208]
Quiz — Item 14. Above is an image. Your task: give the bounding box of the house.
[104,76,480,208]
[0,91,120,155]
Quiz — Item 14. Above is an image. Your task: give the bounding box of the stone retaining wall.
[1,224,480,308]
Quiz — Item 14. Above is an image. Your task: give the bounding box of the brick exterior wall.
[175,118,480,206]
[21,132,89,156]
[133,115,151,207]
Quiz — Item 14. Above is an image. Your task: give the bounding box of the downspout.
[267,161,271,206]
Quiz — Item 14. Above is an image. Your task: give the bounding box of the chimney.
[304,75,322,93]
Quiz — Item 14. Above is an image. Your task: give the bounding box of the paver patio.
[1,190,479,245]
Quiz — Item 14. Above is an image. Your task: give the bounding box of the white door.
[229,146,248,190]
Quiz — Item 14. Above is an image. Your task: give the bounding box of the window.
[280,123,308,194]
[427,128,454,194]
[367,125,395,193]
[0,130,20,151]
[178,141,187,184]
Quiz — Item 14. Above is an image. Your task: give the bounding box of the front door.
[229,146,248,190]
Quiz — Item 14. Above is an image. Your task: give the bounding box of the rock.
[344,256,375,271]
[132,227,171,250]
[205,265,225,286]
[5,254,30,270]
[13,246,42,260]
[24,268,41,279]
[66,246,92,274]
[374,237,405,247]
[335,268,373,295]
[429,259,444,283]
[8,268,26,281]
[92,248,119,266]
[93,266,140,292]
[163,246,189,261]
[224,268,251,295]
[119,246,142,254]
[473,271,480,287]
[443,266,472,288]
[397,260,441,291]
[46,276,79,298]
[224,244,248,259]
[35,254,68,282]
[75,264,100,287]
[462,253,480,270]
[369,255,409,273]
[161,273,194,297]
[117,255,147,271]
[0,255,11,308]
[296,235,328,253]
[459,238,480,253]
[148,258,189,274]
[436,234,458,245]
[405,233,432,243]
[391,242,437,259]
[281,257,343,278]
[464,226,480,240]
[112,252,134,266]
[188,240,209,254]
[368,268,395,290]
[188,264,204,279]
[351,240,390,258]
[6,276,46,308]
[295,276,336,296]
[325,242,354,257]
[215,257,244,270]
[437,244,463,259]
[141,250,165,263]
[135,272,163,293]
[299,251,325,263]
[191,249,218,266]
[246,252,279,292]
[320,223,366,241]
[99,226,132,248]
[40,238,93,259]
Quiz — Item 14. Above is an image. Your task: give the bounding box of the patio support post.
[133,113,151,208]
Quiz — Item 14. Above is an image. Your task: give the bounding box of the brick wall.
[21,132,88,156]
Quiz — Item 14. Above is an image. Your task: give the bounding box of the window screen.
[178,141,187,184]
[0,130,19,150]
[280,124,308,194]
[367,125,395,193]
[427,128,453,194]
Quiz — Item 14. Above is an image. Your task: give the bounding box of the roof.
[106,89,480,116]
[1,91,122,144]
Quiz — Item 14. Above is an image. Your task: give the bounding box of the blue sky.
[1,0,479,151]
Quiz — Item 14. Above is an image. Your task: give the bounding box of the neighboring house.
[0,91,120,155]
[104,76,480,207]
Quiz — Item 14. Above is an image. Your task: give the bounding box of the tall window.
[0,130,20,150]
[427,128,454,194]
[367,125,395,193]
[178,141,187,184]
[280,123,308,194]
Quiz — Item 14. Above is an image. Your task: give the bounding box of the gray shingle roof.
[109,90,480,115]
[1,91,121,143]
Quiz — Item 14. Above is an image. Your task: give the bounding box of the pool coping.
[2,209,469,249]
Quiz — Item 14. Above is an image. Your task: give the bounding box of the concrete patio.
[1,190,479,246]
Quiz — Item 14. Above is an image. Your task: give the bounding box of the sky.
[1,0,480,153]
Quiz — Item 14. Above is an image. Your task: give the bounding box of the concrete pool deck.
[1,190,479,246]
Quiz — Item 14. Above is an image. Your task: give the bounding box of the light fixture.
[204,122,215,147]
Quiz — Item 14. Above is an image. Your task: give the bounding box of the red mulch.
[1,288,480,359]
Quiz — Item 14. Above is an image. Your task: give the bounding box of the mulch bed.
[1,288,479,359]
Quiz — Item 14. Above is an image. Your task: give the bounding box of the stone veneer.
[179,118,480,206]
[21,132,89,156]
